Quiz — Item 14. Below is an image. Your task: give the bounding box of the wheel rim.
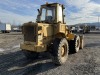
[61,45,66,57]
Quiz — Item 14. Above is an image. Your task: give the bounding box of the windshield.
[39,7,55,23]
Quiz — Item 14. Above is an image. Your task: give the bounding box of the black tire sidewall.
[74,35,80,52]
[52,38,68,65]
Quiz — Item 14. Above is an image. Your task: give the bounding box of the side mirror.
[62,5,65,9]
[37,9,41,15]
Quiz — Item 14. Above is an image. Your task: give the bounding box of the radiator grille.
[23,23,37,42]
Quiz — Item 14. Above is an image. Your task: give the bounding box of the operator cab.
[37,3,65,24]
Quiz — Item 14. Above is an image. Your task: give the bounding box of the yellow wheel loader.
[20,3,84,65]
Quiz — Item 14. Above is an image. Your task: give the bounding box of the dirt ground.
[0,31,100,75]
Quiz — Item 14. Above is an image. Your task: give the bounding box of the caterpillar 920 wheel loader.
[20,3,84,65]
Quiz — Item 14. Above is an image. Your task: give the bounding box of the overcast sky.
[0,0,100,25]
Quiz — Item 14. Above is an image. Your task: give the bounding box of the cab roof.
[41,3,63,6]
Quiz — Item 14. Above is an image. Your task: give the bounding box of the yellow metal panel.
[20,44,46,52]
[43,24,53,36]
[67,33,75,40]
[58,23,66,33]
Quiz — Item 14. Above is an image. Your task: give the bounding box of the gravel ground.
[0,31,100,75]
[0,32,23,53]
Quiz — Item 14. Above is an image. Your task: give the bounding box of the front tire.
[52,38,69,65]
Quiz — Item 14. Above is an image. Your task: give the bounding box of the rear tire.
[52,38,69,65]
[22,50,39,60]
[80,35,84,49]
[69,35,80,53]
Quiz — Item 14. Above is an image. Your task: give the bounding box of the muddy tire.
[52,38,69,65]
[69,35,80,53]
[22,50,38,59]
[80,35,84,49]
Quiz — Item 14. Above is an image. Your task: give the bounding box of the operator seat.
[46,16,53,23]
